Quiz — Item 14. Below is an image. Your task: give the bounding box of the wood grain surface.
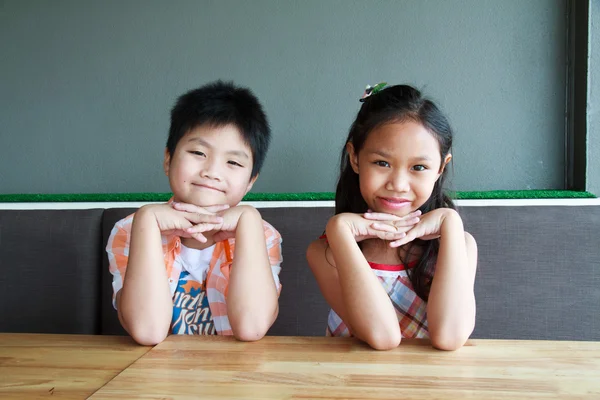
[91,335,600,399]
[0,333,150,399]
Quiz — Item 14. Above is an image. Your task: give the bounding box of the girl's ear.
[163,148,171,176]
[347,142,359,174]
[437,153,452,178]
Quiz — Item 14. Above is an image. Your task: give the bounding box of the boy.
[106,81,282,345]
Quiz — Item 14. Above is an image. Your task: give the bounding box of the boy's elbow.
[128,326,169,346]
[232,322,269,342]
[231,309,277,342]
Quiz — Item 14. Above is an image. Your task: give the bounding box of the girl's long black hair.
[334,84,455,301]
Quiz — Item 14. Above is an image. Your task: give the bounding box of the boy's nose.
[200,160,222,181]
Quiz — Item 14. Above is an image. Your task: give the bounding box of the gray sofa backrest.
[0,209,104,334]
[2,205,599,340]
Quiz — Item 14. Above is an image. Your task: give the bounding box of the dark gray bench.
[1,205,599,340]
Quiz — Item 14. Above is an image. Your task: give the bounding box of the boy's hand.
[174,203,256,243]
[331,211,420,243]
[365,208,454,247]
[142,202,228,243]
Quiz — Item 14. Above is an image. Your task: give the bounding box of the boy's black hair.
[335,84,455,301]
[167,80,271,178]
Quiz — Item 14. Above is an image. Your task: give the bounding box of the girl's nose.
[387,170,410,193]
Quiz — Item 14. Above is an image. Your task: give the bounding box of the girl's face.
[348,120,451,217]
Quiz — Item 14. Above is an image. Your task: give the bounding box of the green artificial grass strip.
[451,190,596,200]
[0,190,595,203]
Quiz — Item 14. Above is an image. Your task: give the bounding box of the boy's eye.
[228,160,243,167]
[374,160,390,168]
[412,165,427,171]
[190,151,206,157]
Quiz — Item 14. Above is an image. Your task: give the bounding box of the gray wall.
[589,0,600,195]
[0,0,567,194]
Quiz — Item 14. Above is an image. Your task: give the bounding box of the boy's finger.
[186,223,221,233]
[187,213,224,224]
[204,204,230,213]
[191,233,208,243]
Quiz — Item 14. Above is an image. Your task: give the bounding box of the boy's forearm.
[227,207,278,341]
[120,206,173,345]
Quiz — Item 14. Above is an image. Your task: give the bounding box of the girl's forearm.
[426,210,476,350]
[326,215,401,350]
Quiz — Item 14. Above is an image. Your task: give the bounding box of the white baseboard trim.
[1,198,599,210]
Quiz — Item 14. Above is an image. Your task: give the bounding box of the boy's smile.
[164,124,256,208]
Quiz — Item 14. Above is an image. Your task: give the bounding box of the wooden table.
[91,336,600,399]
[2,334,599,399]
[0,333,150,399]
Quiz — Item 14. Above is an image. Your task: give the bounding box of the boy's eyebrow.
[187,137,250,160]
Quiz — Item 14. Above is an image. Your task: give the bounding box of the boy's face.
[164,124,256,208]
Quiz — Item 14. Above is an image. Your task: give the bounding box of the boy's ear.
[347,142,359,174]
[437,153,452,178]
[163,148,171,176]
[245,174,258,194]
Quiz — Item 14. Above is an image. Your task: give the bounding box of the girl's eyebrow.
[365,149,432,162]
[365,149,392,158]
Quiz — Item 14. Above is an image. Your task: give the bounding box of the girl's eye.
[413,165,427,172]
[374,160,390,168]
[228,161,243,167]
[190,151,206,157]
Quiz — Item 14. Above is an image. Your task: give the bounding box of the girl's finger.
[364,210,421,221]
[376,231,406,241]
[370,222,397,233]
[393,217,420,227]
[371,222,414,234]
[390,236,411,247]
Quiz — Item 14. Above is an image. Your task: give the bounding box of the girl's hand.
[367,208,456,248]
[333,211,420,243]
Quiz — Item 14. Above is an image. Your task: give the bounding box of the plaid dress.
[326,261,432,339]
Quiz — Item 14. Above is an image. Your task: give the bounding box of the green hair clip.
[360,82,387,102]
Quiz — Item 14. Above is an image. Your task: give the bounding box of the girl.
[307,84,477,351]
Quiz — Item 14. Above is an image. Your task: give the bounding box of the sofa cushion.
[0,209,104,334]
[461,205,600,340]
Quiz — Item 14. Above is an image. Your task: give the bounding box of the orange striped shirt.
[106,212,283,335]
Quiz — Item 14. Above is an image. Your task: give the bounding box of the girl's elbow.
[429,327,472,351]
[363,329,401,351]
